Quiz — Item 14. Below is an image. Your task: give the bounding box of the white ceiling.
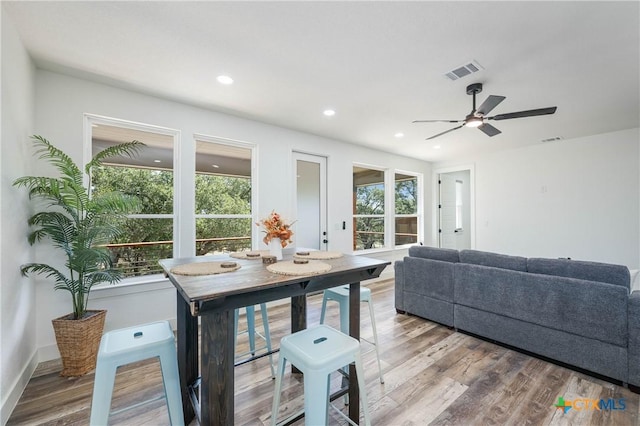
[4,1,639,162]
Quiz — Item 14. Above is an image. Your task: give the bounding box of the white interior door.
[439,174,457,249]
[293,152,327,250]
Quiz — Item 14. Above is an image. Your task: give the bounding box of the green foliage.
[14,135,143,319]
[195,174,251,255]
[395,178,417,214]
[354,183,385,250]
[353,177,418,250]
[91,168,252,275]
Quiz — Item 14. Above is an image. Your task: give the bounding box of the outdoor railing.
[105,236,251,278]
[354,230,419,250]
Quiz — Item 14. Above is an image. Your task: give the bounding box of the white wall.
[0,9,37,424]
[436,128,640,269]
[32,70,431,360]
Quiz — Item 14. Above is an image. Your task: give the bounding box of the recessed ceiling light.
[323,109,336,117]
[217,75,234,85]
[394,132,404,138]
[433,145,441,150]
[153,159,162,163]
[212,164,220,168]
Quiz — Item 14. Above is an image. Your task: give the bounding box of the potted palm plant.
[14,135,144,376]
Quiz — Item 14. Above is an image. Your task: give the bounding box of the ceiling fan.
[413,83,557,140]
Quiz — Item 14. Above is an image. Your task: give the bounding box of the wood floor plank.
[429,349,533,425]
[7,278,640,426]
[502,362,573,426]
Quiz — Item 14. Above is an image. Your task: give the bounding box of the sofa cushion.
[404,257,455,302]
[455,305,628,382]
[454,263,628,347]
[409,246,459,263]
[527,258,630,290]
[459,249,527,272]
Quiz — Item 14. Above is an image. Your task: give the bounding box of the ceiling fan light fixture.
[465,116,483,128]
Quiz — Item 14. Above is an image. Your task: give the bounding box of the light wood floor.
[8,279,640,425]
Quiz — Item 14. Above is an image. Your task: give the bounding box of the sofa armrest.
[628,290,640,386]
[395,260,405,313]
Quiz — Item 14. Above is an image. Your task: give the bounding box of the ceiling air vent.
[444,60,484,81]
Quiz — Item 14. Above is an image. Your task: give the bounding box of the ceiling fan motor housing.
[466,82,483,96]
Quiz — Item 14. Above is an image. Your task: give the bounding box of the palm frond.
[85,140,145,175]
[28,211,76,255]
[14,175,86,212]
[84,269,123,289]
[30,135,83,188]
[21,263,71,286]
[88,192,141,216]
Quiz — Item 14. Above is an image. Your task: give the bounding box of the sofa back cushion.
[404,257,455,302]
[409,246,459,263]
[527,258,630,290]
[459,249,527,272]
[454,263,628,347]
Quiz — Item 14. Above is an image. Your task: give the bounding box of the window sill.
[353,246,411,256]
[91,275,174,300]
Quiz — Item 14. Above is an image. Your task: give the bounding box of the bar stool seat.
[90,320,184,426]
[320,285,385,383]
[271,325,371,426]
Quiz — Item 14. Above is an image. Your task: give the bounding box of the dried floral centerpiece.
[256,211,294,247]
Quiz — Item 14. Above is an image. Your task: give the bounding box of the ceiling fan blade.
[413,119,463,123]
[488,106,557,121]
[426,124,465,140]
[476,95,506,115]
[478,122,501,137]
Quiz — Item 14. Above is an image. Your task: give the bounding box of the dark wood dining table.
[159,252,389,426]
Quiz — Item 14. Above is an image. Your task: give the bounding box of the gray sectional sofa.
[394,246,640,387]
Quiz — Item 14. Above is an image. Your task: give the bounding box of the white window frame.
[353,163,388,253]
[352,164,424,253]
[84,113,181,285]
[393,170,423,248]
[192,133,258,252]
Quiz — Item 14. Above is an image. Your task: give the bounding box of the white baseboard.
[1,349,38,426]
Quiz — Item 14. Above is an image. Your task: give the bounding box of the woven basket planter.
[52,309,106,377]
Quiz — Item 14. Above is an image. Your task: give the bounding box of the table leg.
[176,291,198,424]
[290,294,307,374]
[201,309,235,425]
[349,282,361,424]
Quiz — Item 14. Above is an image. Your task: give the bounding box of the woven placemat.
[170,261,241,276]
[229,250,270,259]
[293,250,344,260]
[267,261,332,276]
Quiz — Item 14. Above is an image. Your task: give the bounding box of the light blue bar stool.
[234,303,275,377]
[89,320,184,425]
[320,285,385,383]
[271,325,371,426]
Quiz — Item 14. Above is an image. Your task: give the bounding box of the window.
[394,173,419,245]
[90,121,175,278]
[353,166,385,251]
[88,117,257,281]
[195,138,252,256]
[455,179,463,230]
